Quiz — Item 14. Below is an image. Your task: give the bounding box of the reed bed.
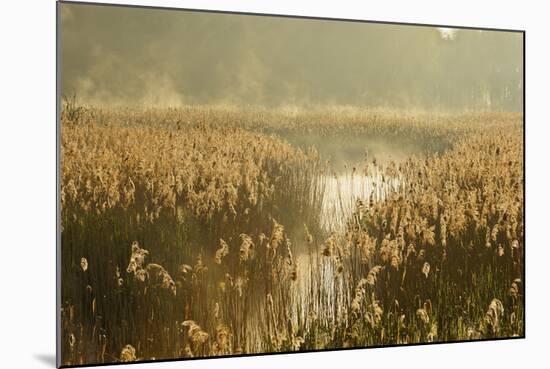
[60,104,523,366]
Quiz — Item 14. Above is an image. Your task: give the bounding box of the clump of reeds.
[60,105,523,365]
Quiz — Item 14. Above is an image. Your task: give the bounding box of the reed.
[60,104,523,365]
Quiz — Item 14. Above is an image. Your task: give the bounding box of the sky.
[59,2,523,110]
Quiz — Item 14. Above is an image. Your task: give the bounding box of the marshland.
[59,3,524,366]
[60,105,523,365]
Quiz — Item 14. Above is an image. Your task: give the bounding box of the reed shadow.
[33,353,56,367]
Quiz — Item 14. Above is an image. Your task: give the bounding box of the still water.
[283,134,429,329]
[287,134,424,230]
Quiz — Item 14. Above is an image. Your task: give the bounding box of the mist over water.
[278,133,441,229]
[60,3,523,111]
[284,134,438,172]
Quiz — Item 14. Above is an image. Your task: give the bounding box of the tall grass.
[59,104,523,366]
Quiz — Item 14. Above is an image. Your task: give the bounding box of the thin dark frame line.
[57,0,525,34]
[56,1,62,368]
[522,29,526,339]
[55,1,526,368]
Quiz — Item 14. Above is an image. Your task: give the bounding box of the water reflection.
[321,171,403,230]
